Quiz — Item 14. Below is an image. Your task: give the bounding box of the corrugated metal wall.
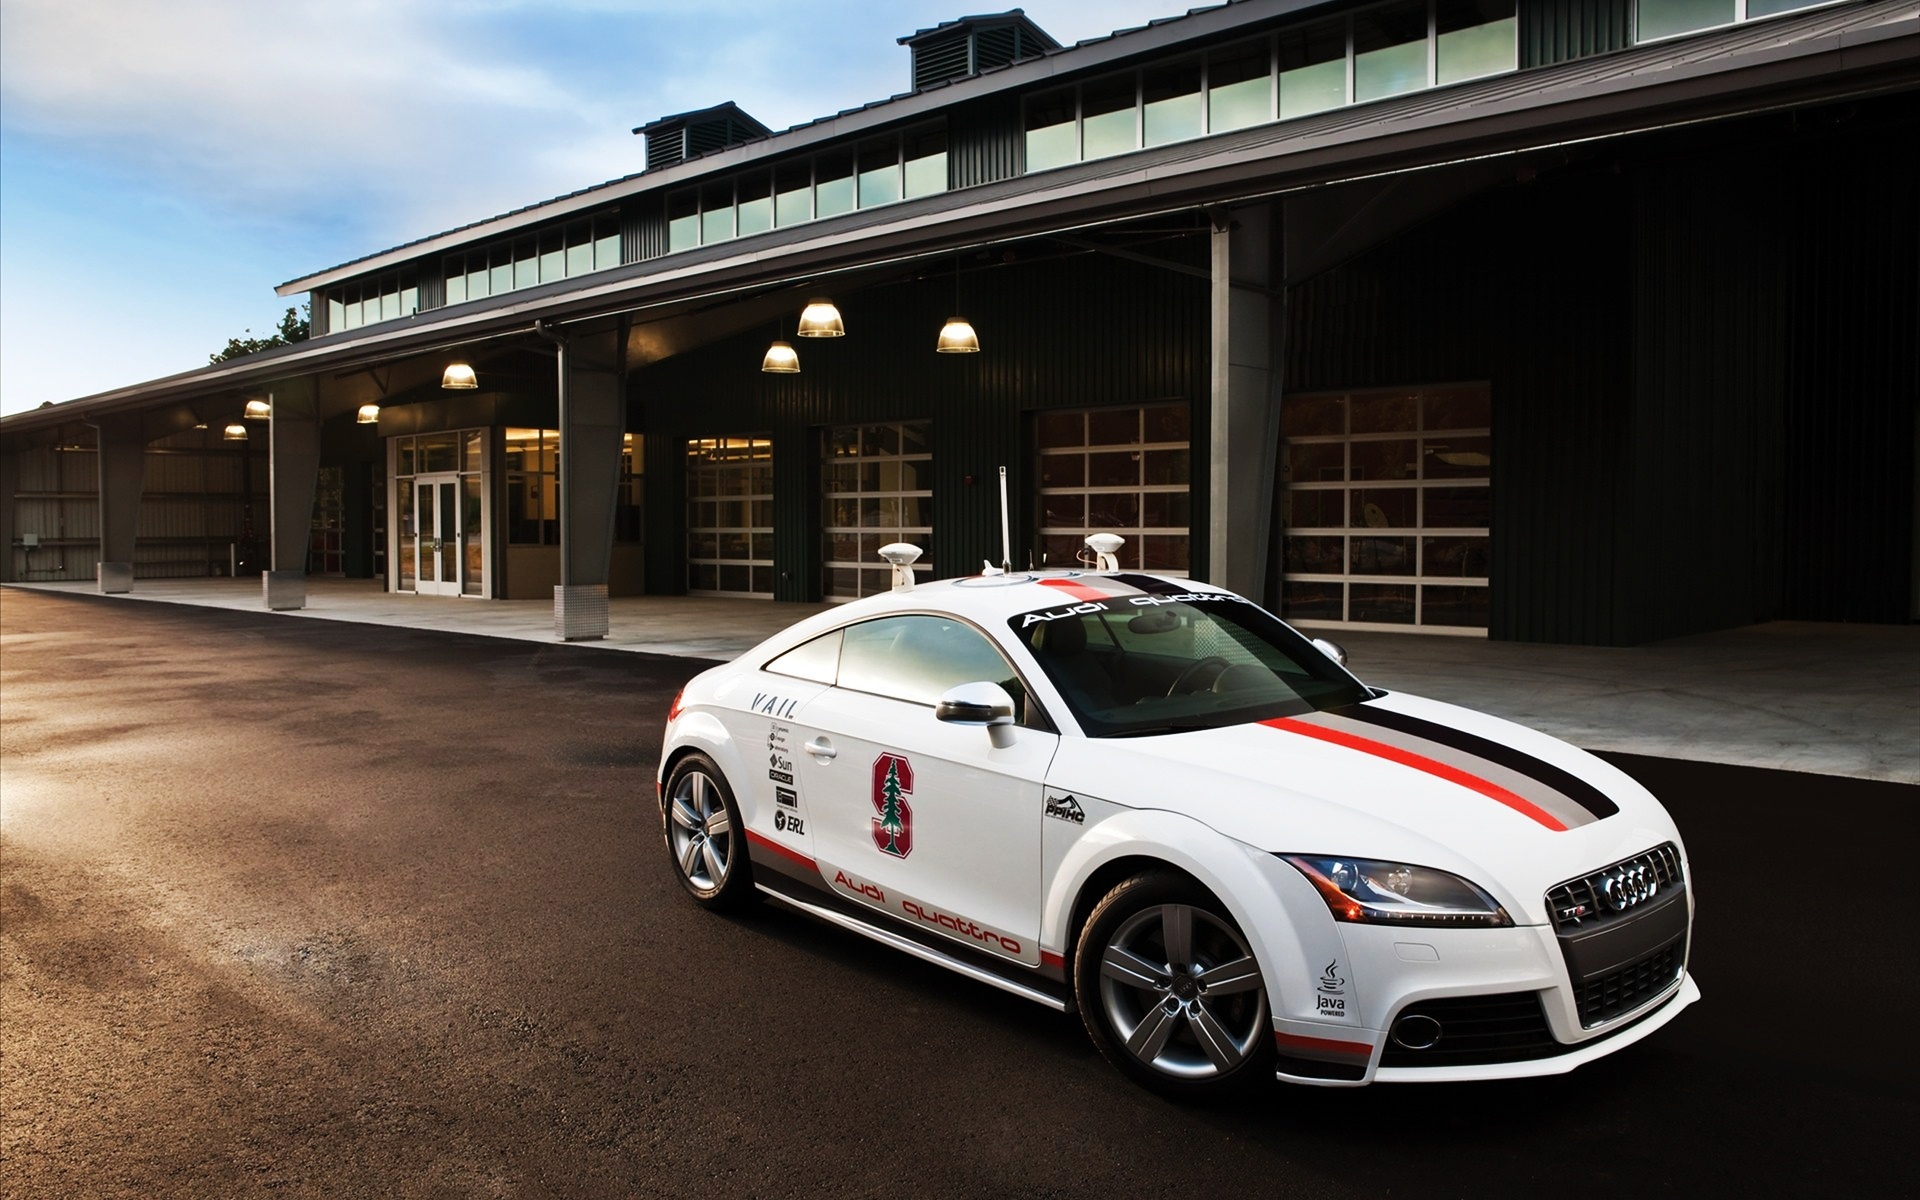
[1624,153,1788,643]
[1776,125,1919,623]
[1520,0,1632,68]
[638,247,1208,600]
[626,200,667,264]
[948,96,1024,190]
[7,431,271,581]
[1285,101,1917,644]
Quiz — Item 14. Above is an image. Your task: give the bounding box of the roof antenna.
[879,542,922,591]
[998,465,1012,574]
[1084,533,1123,572]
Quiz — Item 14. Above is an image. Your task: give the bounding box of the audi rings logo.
[1599,863,1658,911]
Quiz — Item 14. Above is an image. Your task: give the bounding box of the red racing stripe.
[1273,1030,1373,1060]
[1037,578,1111,603]
[745,828,816,870]
[1261,716,1568,831]
[1041,950,1067,971]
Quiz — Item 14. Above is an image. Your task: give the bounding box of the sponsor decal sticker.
[871,753,914,858]
[775,786,798,809]
[1314,960,1349,1019]
[773,809,806,836]
[752,692,799,719]
[768,725,796,786]
[1043,792,1086,824]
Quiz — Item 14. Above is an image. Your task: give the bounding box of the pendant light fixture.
[761,315,800,374]
[223,423,248,441]
[795,297,845,338]
[937,254,980,353]
[243,397,272,419]
[441,361,478,390]
[356,403,381,424]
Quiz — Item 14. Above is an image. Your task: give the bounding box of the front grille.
[1379,993,1559,1067]
[1547,843,1684,932]
[1574,942,1682,1027]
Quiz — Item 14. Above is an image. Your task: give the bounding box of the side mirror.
[1311,637,1349,668]
[935,681,1018,748]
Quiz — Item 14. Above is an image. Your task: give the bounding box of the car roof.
[744,570,1238,664]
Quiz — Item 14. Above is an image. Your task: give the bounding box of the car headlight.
[1283,856,1511,927]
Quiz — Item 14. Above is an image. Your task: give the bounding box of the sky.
[0,0,1184,417]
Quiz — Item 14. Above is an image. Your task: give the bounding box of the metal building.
[4,0,1915,645]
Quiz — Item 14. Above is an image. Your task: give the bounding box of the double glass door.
[409,473,467,596]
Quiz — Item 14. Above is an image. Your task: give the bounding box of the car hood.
[1046,690,1684,924]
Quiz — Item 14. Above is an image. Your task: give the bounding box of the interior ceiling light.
[356,403,381,424]
[761,340,800,374]
[223,423,248,441]
[243,398,271,419]
[795,298,844,338]
[937,255,980,353]
[441,362,478,390]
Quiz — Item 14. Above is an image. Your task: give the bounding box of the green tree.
[210,303,311,364]
[877,759,906,855]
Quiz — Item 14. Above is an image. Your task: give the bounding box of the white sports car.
[657,554,1698,1097]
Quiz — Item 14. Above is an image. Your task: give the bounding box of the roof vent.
[898,9,1060,92]
[634,102,773,172]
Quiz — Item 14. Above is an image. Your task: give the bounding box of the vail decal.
[751,693,799,719]
[871,753,915,858]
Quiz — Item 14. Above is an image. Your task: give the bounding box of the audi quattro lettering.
[658,547,1698,1099]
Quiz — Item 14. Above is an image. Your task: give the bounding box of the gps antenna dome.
[1084,533,1124,572]
[879,542,923,591]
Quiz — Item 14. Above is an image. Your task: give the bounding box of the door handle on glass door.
[804,737,836,760]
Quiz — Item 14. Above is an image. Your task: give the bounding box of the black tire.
[1073,870,1273,1099]
[662,753,757,911]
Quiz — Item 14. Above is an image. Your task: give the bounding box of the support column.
[264,377,321,610]
[0,448,18,584]
[549,323,625,641]
[95,416,146,593]
[1207,203,1285,602]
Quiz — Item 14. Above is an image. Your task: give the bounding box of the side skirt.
[754,874,1072,1013]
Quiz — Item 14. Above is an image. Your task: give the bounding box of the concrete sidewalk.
[5,577,1915,784]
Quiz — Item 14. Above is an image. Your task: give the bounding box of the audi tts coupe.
[657,563,1698,1097]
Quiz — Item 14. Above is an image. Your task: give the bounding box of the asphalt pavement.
[2,589,1914,1198]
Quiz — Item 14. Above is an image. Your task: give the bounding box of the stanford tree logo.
[871,753,914,858]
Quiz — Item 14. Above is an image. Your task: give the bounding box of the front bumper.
[1269,888,1698,1086]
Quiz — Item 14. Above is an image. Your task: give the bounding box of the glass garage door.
[686,436,773,597]
[1036,403,1192,573]
[823,422,932,599]
[1280,385,1490,632]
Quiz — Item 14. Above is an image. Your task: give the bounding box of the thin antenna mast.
[997,466,1012,572]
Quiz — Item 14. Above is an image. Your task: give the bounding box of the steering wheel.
[1167,656,1229,696]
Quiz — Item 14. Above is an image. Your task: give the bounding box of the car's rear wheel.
[663,753,755,911]
[1074,871,1272,1098]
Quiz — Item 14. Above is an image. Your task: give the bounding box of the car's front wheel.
[1074,871,1273,1098]
[663,753,756,911]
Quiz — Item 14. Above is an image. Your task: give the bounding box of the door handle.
[803,737,836,760]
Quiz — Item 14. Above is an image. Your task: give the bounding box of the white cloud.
[0,0,1205,412]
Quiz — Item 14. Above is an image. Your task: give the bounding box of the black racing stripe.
[1110,573,1189,596]
[1340,703,1620,819]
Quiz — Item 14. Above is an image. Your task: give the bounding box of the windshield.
[1008,588,1368,737]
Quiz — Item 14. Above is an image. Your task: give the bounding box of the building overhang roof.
[9,1,1916,439]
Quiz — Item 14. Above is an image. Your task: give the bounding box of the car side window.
[764,628,842,683]
[836,615,1027,713]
